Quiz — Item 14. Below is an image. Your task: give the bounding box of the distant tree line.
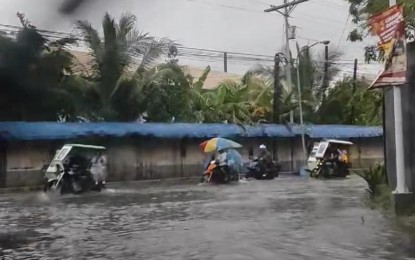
[0,12,382,125]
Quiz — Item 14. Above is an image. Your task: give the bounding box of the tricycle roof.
[323,139,353,145]
[64,144,106,150]
[51,144,105,163]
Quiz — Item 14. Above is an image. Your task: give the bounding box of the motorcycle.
[245,158,280,180]
[43,144,106,195]
[201,161,239,184]
[309,158,349,179]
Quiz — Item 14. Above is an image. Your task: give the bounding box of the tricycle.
[307,139,353,179]
[43,144,107,195]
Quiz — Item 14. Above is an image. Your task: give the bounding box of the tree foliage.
[316,78,382,125]
[0,13,383,126]
[345,0,415,62]
[0,13,78,121]
[76,12,173,121]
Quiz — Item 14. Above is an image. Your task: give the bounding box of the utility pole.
[273,53,287,163]
[224,52,228,73]
[349,58,358,124]
[322,44,329,100]
[273,54,282,124]
[284,0,294,123]
[265,0,309,124]
[352,59,358,82]
[272,54,281,163]
[388,0,407,194]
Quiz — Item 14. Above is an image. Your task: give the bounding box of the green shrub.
[355,163,388,197]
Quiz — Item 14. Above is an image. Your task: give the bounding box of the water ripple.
[0,176,414,259]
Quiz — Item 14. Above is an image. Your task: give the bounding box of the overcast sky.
[0,0,381,77]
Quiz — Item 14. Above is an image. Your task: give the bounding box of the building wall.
[350,138,384,168]
[5,141,56,188]
[0,142,6,188]
[3,137,384,188]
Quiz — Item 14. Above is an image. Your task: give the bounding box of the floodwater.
[0,176,414,260]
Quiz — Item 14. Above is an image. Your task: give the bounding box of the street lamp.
[296,40,330,162]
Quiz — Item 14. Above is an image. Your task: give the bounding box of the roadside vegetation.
[355,163,415,236]
[355,163,392,210]
[0,12,382,125]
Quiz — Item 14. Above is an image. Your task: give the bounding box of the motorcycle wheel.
[321,166,330,179]
[310,168,321,178]
[43,180,57,192]
[43,180,65,196]
[245,170,254,179]
[200,175,207,183]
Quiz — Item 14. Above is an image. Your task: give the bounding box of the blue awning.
[0,122,383,141]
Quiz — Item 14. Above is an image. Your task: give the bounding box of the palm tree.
[247,65,297,123]
[247,45,342,124]
[188,67,254,124]
[316,78,382,125]
[207,80,253,124]
[240,72,295,123]
[139,62,194,122]
[76,12,173,121]
[0,13,79,121]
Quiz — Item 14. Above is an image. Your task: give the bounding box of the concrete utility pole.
[322,44,329,96]
[296,40,330,162]
[224,52,228,73]
[265,0,309,124]
[273,53,287,123]
[349,58,358,124]
[388,0,407,194]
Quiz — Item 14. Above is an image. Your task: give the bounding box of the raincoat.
[90,154,107,183]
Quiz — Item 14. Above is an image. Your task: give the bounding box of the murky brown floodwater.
[0,176,414,260]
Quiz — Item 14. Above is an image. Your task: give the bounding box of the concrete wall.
[2,136,384,188]
[0,142,6,188]
[350,138,385,168]
[5,142,55,188]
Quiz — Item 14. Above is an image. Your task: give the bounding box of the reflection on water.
[0,177,414,260]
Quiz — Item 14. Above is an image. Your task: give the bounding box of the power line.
[0,23,364,70]
[336,13,351,51]
[309,0,346,11]
[294,10,347,25]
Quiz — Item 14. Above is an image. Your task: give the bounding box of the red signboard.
[369,5,406,88]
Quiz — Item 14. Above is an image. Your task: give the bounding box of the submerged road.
[0,176,414,260]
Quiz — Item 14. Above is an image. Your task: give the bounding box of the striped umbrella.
[199,138,242,153]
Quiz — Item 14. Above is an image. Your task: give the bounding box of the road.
[0,176,414,260]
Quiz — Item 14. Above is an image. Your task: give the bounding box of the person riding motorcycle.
[203,160,218,182]
[217,149,230,175]
[257,144,273,172]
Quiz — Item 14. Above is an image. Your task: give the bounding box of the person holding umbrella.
[199,138,242,184]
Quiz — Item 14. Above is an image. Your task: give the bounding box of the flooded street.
[0,176,414,260]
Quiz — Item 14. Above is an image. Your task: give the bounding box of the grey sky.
[0,0,380,77]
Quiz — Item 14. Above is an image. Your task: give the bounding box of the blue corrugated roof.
[0,122,383,141]
[304,125,383,139]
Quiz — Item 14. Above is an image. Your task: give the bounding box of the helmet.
[259,144,266,149]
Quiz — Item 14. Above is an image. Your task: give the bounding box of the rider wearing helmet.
[258,145,272,163]
[258,144,273,171]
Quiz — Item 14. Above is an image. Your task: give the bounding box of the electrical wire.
[336,13,351,51]
[1,23,373,75]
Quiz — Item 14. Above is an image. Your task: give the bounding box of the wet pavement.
[0,176,415,260]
